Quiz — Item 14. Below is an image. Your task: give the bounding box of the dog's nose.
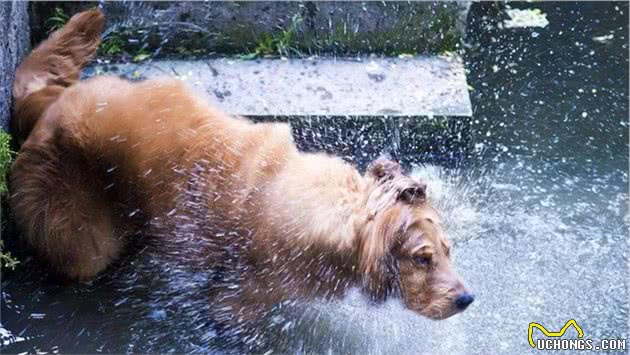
[455,292,475,310]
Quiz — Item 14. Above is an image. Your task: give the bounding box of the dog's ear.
[367,157,402,182]
[357,207,403,302]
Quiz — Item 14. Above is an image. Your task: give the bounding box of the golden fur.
[10,10,473,329]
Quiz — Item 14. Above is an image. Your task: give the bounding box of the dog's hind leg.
[10,129,125,281]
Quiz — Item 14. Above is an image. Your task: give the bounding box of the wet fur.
[10,10,470,334]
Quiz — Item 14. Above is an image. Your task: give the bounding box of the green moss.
[296,5,461,56]
[431,10,461,54]
[0,130,18,270]
[93,4,462,61]
[0,130,13,197]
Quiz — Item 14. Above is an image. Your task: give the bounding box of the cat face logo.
[529,319,626,351]
[528,319,584,348]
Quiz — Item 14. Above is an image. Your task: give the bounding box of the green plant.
[0,130,13,197]
[243,14,304,59]
[100,32,125,56]
[0,240,19,270]
[133,50,151,63]
[46,6,69,33]
[99,27,153,62]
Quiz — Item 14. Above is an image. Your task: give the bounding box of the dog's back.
[10,10,300,280]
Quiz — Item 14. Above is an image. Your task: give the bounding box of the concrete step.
[85,56,471,117]
[31,1,470,58]
[85,56,472,168]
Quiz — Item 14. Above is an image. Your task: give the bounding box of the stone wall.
[31,1,469,59]
[0,1,29,131]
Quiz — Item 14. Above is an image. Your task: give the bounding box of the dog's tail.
[12,9,104,142]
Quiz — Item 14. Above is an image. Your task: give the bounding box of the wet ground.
[1,2,628,354]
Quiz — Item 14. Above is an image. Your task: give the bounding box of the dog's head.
[357,157,473,320]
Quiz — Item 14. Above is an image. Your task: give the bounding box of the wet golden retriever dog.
[10,9,473,332]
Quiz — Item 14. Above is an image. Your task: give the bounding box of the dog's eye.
[414,255,431,267]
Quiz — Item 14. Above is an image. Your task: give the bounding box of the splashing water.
[1,2,628,354]
[257,158,627,354]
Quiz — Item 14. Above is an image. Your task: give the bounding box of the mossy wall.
[31,1,469,60]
